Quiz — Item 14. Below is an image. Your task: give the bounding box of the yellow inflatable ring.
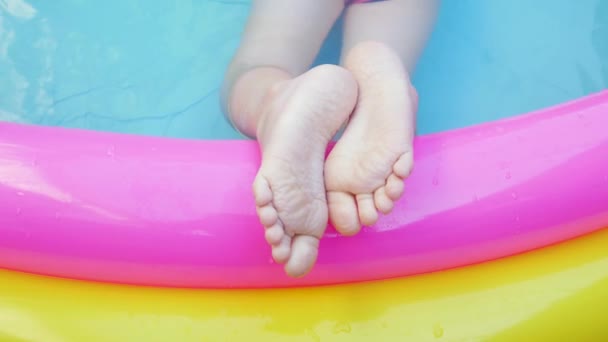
[1,228,607,341]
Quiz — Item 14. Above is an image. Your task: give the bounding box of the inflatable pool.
[1,89,608,289]
[1,228,607,341]
[1,0,607,340]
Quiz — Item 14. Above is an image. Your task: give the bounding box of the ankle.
[227,67,292,138]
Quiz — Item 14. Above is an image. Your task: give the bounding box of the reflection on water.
[0,0,606,138]
[0,0,36,19]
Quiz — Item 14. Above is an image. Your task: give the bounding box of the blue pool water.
[0,0,606,139]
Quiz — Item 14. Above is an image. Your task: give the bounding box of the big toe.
[285,234,320,277]
[328,191,361,236]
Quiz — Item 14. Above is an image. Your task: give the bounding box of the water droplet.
[333,322,352,334]
[505,172,512,180]
[432,176,439,186]
[511,192,518,200]
[433,323,444,338]
[16,208,22,216]
[106,146,116,158]
[16,191,24,196]
[54,212,60,219]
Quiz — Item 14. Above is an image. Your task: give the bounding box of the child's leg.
[222,0,345,137]
[222,0,358,277]
[325,0,438,235]
[341,0,439,72]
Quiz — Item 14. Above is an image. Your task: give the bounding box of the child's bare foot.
[325,41,417,235]
[253,65,357,277]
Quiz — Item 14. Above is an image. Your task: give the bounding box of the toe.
[393,152,414,179]
[374,187,394,214]
[356,193,378,226]
[265,223,284,245]
[257,205,278,227]
[253,174,273,206]
[285,235,320,278]
[385,173,404,200]
[328,191,361,236]
[272,235,291,264]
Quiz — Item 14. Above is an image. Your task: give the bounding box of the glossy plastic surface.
[1,91,607,288]
[1,228,607,341]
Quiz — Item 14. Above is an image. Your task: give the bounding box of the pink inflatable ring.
[1,91,607,288]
